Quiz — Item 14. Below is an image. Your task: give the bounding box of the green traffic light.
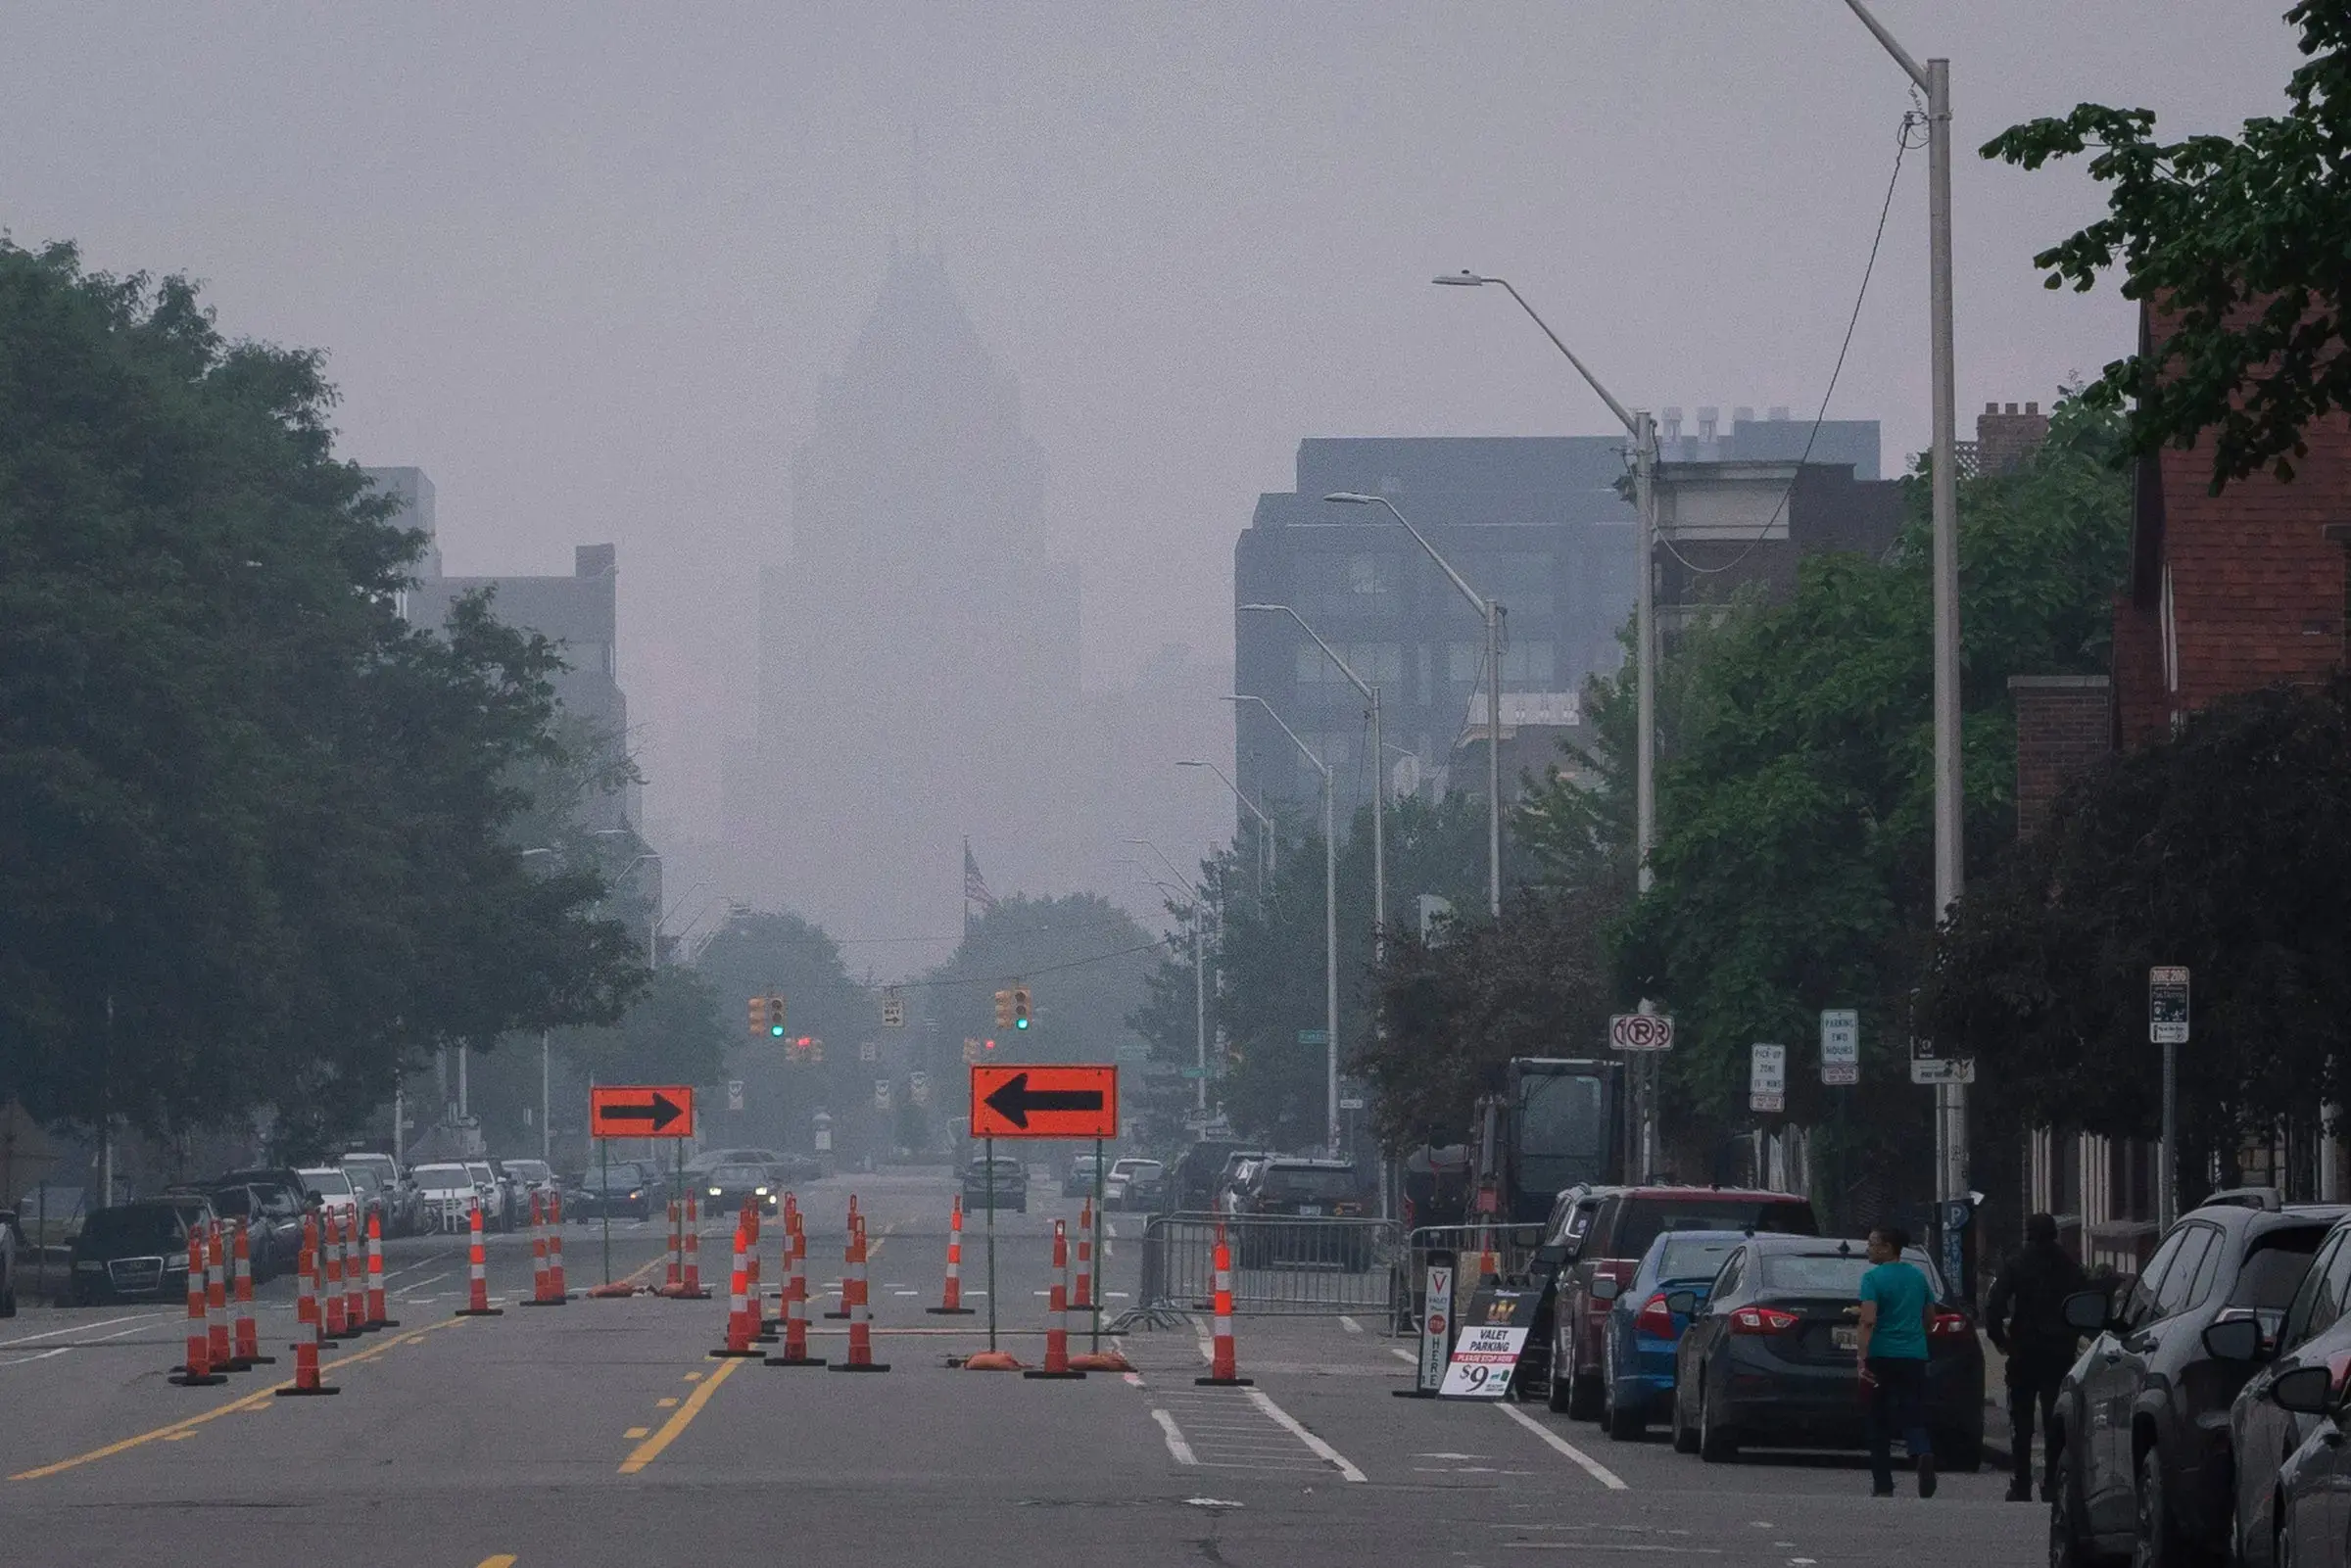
[1015,1018,1029,1029]
[769,1024,785,1037]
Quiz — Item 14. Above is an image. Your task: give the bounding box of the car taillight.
[1729,1305,1799,1335]
[1634,1293,1678,1340]
[1929,1309,1973,1338]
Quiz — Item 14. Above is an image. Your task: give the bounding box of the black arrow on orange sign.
[601,1091,686,1132]
[983,1072,1104,1129]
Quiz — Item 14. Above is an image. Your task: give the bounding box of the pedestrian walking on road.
[1983,1212,2086,1502]
[1856,1224,1936,1498]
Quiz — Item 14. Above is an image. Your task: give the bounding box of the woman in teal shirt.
[1856,1224,1937,1497]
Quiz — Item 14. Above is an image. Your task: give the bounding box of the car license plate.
[1833,1325,1859,1352]
[1298,1205,1322,1216]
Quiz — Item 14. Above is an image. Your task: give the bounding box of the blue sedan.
[1596,1229,1748,1441]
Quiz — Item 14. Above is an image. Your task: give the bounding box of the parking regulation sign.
[1750,1043,1787,1114]
[2149,966,2190,1045]
[1608,1013,1675,1052]
[1820,1009,1859,1086]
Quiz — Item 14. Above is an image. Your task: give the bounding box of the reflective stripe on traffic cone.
[1194,1224,1252,1386]
[829,1211,888,1373]
[547,1190,568,1298]
[456,1203,503,1316]
[927,1195,974,1315]
[824,1200,856,1319]
[1026,1218,1084,1379]
[364,1210,397,1328]
[663,1199,683,1295]
[712,1224,759,1356]
[204,1221,233,1371]
[231,1218,272,1366]
[1074,1199,1093,1311]
[342,1211,368,1333]
[523,1190,568,1305]
[767,1205,824,1367]
[170,1231,225,1386]
[322,1213,350,1338]
[674,1192,707,1299]
[274,1232,338,1397]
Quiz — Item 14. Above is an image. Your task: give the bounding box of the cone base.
[519,1297,568,1307]
[364,1318,399,1330]
[961,1351,1027,1371]
[1391,1389,1440,1399]
[708,1348,763,1358]
[1024,1369,1087,1380]
[239,1354,280,1366]
[454,1307,504,1317]
[169,1372,228,1387]
[828,1361,891,1373]
[821,1310,849,1319]
[1194,1376,1255,1387]
[925,1307,977,1315]
[274,1385,340,1397]
[587,1284,636,1299]
[763,1354,828,1367]
[662,1288,712,1300]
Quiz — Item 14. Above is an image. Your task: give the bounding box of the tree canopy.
[1984,0,2351,489]
[0,240,644,1145]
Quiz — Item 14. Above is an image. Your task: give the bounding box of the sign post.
[1820,1009,1859,1227]
[2150,966,2189,1230]
[1395,1260,1455,1399]
[968,1064,1120,1357]
[1749,1044,1787,1116]
[588,1086,696,1289]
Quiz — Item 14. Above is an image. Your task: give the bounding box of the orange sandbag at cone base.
[1068,1349,1133,1373]
[962,1350,1027,1371]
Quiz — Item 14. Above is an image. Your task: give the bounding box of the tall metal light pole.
[1844,0,1965,1204]
[1322,492,1505,922]
[1432,272,1659,897]
[1240,603,1386,957]
[1121,850,1213,1116]
[1177,758,1276,891]
[1224,694,1340,1153]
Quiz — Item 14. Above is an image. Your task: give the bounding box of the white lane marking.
[892,1290,919,1297]
[397,1271,454,1294]
[1106,1291,1129,1300]
[0,1348,71,1367]
[1244,1389,1366,1483]
[1497,1402,1629,1491]
[1339,1314,1364,1334]
[1152,1408,1199,1465]
[1389,1347,1415,1362]
[0,1311,167,1349]
[1498,1546,1720,1555]
[1123,1371,1145,1388]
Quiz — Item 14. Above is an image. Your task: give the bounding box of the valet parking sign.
[1438,1283,1538,1399]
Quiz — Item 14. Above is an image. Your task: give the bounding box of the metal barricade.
[1108,1212,1401,1329]
[1389,1223,1550,1334]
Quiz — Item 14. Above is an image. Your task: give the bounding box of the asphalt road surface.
[2,1167,2043,1567]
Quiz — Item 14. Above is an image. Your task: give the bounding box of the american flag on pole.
[963,839,998,914]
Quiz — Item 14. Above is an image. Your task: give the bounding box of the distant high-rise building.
[733,244,1081,947]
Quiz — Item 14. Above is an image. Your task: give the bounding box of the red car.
[1546,1186,1818,1418]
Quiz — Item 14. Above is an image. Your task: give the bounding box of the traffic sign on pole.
[1608,1014,1675,1052]
[1749,1044,1787,1115]
[881,991,905,1028]
[969,1065,1118,1139]
[1820,1009,1859,1086]
[588,1085,696,1139]
[2149,967,2190,1045]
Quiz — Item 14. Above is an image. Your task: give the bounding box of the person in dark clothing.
[1984,1212,2087,1502]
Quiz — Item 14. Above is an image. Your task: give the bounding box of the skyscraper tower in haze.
[734,242,1080,952]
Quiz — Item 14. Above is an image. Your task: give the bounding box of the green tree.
[693,910,869,1152]
[0,240,643,1148]
[1920,677,2351,1199]
[1984,1,2351,489]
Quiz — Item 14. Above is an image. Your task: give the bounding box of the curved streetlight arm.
[1319,492,1492,622]
[1433,272,1640,438]
[1223,694,1328,780]
[1843,0,1929,86]
[1239,603,1374,706]
[1176,759,1272,833]
[1124,836,1201,901]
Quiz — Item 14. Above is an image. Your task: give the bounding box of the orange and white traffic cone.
[927,1194,975,1315]
[768,1205,824,1367]
[829,1211,888,1373]
[674,1192,708,1299]
[523,1192,551,1303]
[663,1199,684,1295]
[170,1231,225,1386]
[1194,1224,1252,1387]
[1476,1227,1498,1283]
[203,1221,234,1372]
[825,1200,856,1319]
[548,1190,569,1299]
[712,1224,760,1356]
[1025,1218,1085,1380]
[322,1212,351,1338]
[275,1228,337,1397]
[1074,1198,1093,1311]
[456,1203,503,1317]
[230,1218,271,1366]
[363,1210,397,1328]
[343,1212,368,1333]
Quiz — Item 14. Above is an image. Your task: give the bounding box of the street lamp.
[1843,0,1965,1206]
[1241,603,1386,958]
[1122,843,1214,1117]
[1322,491,1505,922]
[1433,271,1659,899]
[1223,694,1340,1154]
[1177,758,1275,889]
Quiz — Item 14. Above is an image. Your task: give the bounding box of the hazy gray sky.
[1,3,2300,856]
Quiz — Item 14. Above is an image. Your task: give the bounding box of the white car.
[463,1161,507,1231]
[408,1164,479,1232]
[296,1166,360,1221]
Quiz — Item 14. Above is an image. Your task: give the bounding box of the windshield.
[1263,1167,1359,1202]
[303,1170,354,1197]
[342,1157,394,1182]
[1616,1198,1816,1259]
[77,1207,187,1253]
[1758,1247,1944,1298]
[1517,1070,1612,1191]
[2232,1228,2330,1308]
[412,1166,472,1193]
[587,1166,646,1190]
[712,1166,765,1185]
[208,1188,255,1218]
[1655,1236,1741,1283]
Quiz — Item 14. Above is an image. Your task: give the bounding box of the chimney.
[1697,406,1718,445]
[1733,405,1755,427]
[1767,404,1792,423]
[1662,406,1683,446]
[1974,400,2054,477]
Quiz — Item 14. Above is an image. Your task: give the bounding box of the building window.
[1448,640,1555,686]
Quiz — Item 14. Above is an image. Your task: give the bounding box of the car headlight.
[628,1190,643,1200]
[708,1186,721,1197]
[754,1186,769,1197]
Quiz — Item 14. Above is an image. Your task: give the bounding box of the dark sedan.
[68,1202,198,1306]
[2226,1213,2351,1568]
[2264,1360,2351,1568]
[1669,1234,1984,1468]
[702,1164,782,1217]
[962,1155,1028,1212]
[570,1163,657,1220]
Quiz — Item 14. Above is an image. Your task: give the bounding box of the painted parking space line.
[0,1311,168,1350]
[1497,1402,1628,1491]
[1245,1390,1366,1482]
[1152,1408,1198,1464]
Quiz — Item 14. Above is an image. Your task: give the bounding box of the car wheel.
[2049,1453,2094,1568]
[1546,1324,1575,1413]
[0,1281,16,1318]
[1697,1376,1738,1463]
[1604,1363,1645,1442]
[2135,1444,2183,1568]
[1670,1385,1700,1453]
[1564,1327,1604,1422]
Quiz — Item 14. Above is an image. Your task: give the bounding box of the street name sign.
[588,1085,696,1139]
[1438,1283,1537,1399]
[1750,1043,1787,1115]
[1820,1009,1860,1086]
[2149,966,2190,1045]
[1608,1013,1675,1053]
[969,1065,1119,1139]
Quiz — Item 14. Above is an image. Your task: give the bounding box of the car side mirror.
[1665,1290,1699,1316]
[2273,1364,2337,1416]
[1591,1275,1621,1303]
[2062,1289,2111,1334]
[2201,1317,2266,1363]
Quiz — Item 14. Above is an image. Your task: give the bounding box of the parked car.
[2048,1198,2344,1568]
[68,1201,197,1305]
[460,1161,508,1230]
[1105,1158,1168,1212]
[296,1166,361,1222]
[703,1163,781,1216]
[2262,1360,2351,1568]
[341,1153,419,1235]
[1518,1184,1620,1402]
[1172,1141,1247,1212]
[963,1154,1028,1212]
[570,1161,655,1221]
[1550,1186,1819,1420]
[1667,1233,1983,1467]
[499,1159,560,1219]
[2225,1212,2351,1568]
[1594,1228,1747,1439]
[214,1167,312,1221]
[201,1182,300,1281]
[1063,1154,1103,1199]
[408,1163,481,1232]
[0,1205,18,1316]
[1228,1159,1372,1268]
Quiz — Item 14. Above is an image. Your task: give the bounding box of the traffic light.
[747,996,764,1038]
[763,995,787,1038]
[984,1038,997,1053]
[1012,985,1032,1030]
[993,989,1014,1028]
[962,1037,983,1064]
[808,1037,825,1064]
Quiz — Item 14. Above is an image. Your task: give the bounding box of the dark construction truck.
[1475,1057,1625,1226]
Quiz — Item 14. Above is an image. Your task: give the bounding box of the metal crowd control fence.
[1108,1212,1402,1330]
[1389,1223,1550,1334]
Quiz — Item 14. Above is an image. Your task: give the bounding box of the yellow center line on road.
[8,1314,473,1482]
[476,1556,518,1568]
[618,1354,744,1475]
